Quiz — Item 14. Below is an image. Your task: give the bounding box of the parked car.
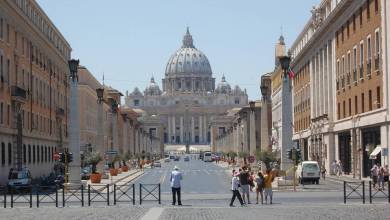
[154,161,161,167]
[81,166,91,180]
[164,157,170,162]
[203,152,212,162]
[174,156,180,161]
[7,168,32,189]
[296,161,320,184]
[184,156,190,162]
[169,155,175,160]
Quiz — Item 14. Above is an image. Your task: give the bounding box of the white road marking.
[140,207,164,220]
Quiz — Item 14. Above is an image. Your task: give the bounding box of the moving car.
[169,155,175,160]
[296,161,320,184]
[154,161,161,167]
[203,152,212,162]
[7,168,32,189]
[164,157,170,162]
[184,156,190,162]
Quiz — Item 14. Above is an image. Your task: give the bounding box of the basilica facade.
[125,28,248,145]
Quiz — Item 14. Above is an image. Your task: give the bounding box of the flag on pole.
[288,66,295,79]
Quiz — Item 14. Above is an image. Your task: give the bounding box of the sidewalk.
[84,168,144,192]
[325,174,372,184]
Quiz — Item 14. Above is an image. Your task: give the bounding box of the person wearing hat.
[229,171,244,207]
[170,165,183,205]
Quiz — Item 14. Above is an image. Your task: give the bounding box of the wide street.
[1,156,390,219]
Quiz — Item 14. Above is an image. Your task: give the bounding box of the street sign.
[106,150,118,155]
[382,148,388,157]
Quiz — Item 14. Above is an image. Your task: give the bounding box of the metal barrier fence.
[10,186,33,208]
[62,185,84,207]
[343,181,365,204]
[139,184,160,205]
[36,185,58,207]
[0,186,6,208]
[88,184,110,206]
[114,184,135,205]
[369,181,390,204]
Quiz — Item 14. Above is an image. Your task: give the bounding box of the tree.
[255,149,278,170]
[238,151,249,165]
[228,151,237,160]
[84,151,102,174]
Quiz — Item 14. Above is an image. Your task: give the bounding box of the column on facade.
[167,116,171,144]
[249,110,256,156]
[324,43,329,115]
[350,128,357,178]
[172,116,176,143]
[180,116,184,144]
[199,115,203,143]
[191,117,195,143]
[203,116,207,143]
[181,78,185,91]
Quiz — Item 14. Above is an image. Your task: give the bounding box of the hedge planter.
[90,173,102,183]
[121,166,129,172]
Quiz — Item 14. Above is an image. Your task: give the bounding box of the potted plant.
[84,151,102,183]
[121,153,130,172]
[109,155,120,176]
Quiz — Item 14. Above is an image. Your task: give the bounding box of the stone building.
[125,28,248,146]
[288,0,390,178]
[0,0,71,184]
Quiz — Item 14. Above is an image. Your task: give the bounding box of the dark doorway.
[362,127,381,177]
[338,132,351,174]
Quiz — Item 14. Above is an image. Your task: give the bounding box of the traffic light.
[286,149,292,160]
[59,153,65,163]
[295,148,301,162]
[68,152,73,163]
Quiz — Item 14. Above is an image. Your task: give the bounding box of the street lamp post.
[260,84,270,152]
[96,87,104,171]
[67,59,81,186]
[279,55,293,172]
[249,101,256,156]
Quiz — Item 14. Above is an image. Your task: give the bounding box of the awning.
[370,146,382,159]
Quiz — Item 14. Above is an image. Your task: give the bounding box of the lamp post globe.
[249,101,255,111]
[279,56,291,77]
[96,88,104,101]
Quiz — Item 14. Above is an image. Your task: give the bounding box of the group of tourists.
[230,166,274,207]
[331,160,344,176]
[371,164,389,190]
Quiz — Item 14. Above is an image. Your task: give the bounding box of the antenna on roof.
[102,73,105,87]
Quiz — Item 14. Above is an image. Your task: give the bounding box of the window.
[1,143,5,165]
[28,144,31,164]
[0,18,3,39]
[33,145,35,163]
[8,143,11,165]
[349,98,352,116]
[347,21,350,38]
[336,31,339,47]
[23,144,26,164]
[353,14,356,31]
[355,96,358,114]
[375,0,379,13]
[367,0,370,19]
[0,102,3,124]
[377,86,381,108]
[361,93,365,113]
[353,47,357,81]
[375,30,380,70]
[343,101,346,118]
[360,7,363,26]
[6,24,9,43]
[41,146,43,162]
[235,98,240,104]
[367,37,372,74]
[337,103,340,119]
[369,90,372,111]
[37,145,40,163]
[360,43,364,78]
[134,99,139,106]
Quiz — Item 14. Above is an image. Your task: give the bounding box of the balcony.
[11,86,27,103]
[366,60,372,79]
[374,55,380,73]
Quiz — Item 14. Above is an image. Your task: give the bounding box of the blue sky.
[37,0,319,100]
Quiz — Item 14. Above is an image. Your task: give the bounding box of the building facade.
[125,28,248,147]
[0,0,71,184]
[288,0,390,178]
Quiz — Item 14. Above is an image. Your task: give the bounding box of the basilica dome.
[216,75,231,94]
[165,28,212,76]
[144,77,162,96]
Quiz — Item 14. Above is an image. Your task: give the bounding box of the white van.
[203,152,212,162]
[296,161,320,184]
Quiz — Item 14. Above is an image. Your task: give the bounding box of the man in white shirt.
[170,165,183,205]
[230,171,244,207]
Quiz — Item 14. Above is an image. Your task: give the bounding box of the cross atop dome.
[182,27,195,48]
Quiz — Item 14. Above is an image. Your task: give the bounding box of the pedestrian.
[384,165,389,188]
[337,160,343,176]
[239,167,251,204]
[331,160,337,175]
[249,171,255,192]
[371,164,379,189]
[379,166,385,190]
[264,169,274,204]
[231,169,236,177]
[321,165,327,180]
[229,171,244,207]
[255,171,264,205]
[170,165,183,205]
